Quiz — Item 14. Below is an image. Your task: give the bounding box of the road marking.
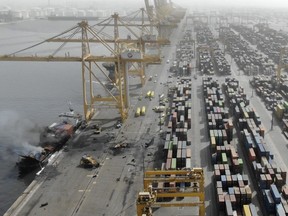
[78,189,91,192]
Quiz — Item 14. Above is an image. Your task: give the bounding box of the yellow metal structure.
[137,168,205,216]
[144,0,179,41]
[0,18,162,122]
[276,47,288,82]
[97,12,164,86]
[0,21,127,121]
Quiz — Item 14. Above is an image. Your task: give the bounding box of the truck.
[146,91,151,98]
[80,155,99,168]
[92,124,101,134]
[153,106,166,113]
[141,106,146,116]
[135,107,141,117]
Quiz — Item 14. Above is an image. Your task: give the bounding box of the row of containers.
[152,78,194,198]
[220,26,275,76]
[174,29,194,76]
[249,75,288,137]
[202,76,257,216]
[196,23,231,76]
[231,24,288,66]
[249,75,283,111]
[223,77,288,215]
[163,78,193,170]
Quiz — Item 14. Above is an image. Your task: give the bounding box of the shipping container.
[166,158,171,170]
[264,190,275,214]
[186,158,191,169]
[243,205,251,216]
[225,200,233,216]
[249,204,257,216]
[270,184,281,204]
[186,148,191,158]
[276,204,286,216]
[167,150,173,159]
[171,158,177,170]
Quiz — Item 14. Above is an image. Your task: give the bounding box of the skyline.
[1,0,288,10]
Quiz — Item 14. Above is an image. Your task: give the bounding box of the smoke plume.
[0,110,43,161]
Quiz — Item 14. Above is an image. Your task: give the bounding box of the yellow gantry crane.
[0,20,160,122]
[137,168,205,216]
[145,0,183,41]
[276,47,288,83]
[97,11,165,86]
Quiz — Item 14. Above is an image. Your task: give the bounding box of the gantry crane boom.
[145,0,155,24]
[0,20,159,122]
[0,55,158,63]
[0,2,185,122]
[95,12,165,86]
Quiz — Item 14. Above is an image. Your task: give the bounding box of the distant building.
[86,10,95,17]
[77,10,86,17]
[95,10,107,18]
[29,7,43,18]
[0,7,24,22]
[44,7,55,16]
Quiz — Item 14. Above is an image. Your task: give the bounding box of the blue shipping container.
[276,204,285,216]
[270,184,281,204]
[264,190,275,214]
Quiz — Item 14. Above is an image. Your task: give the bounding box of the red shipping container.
[268,168,275,179]
[230,194,236,208]
[215,170,221,181]
[282,186,288,199]
[265,174,273,186]
[248,148,256,161]
[63,124,73,136]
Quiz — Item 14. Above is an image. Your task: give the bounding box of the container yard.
[2,2,288,216]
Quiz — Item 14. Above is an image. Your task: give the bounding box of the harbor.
[1,1,288,215]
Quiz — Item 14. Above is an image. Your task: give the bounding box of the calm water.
[0,19,129,214]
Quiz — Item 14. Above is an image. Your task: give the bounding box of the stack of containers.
[157,28,199,195]
[164,78,192,170]
[160,78,193,193]
[202,77,255,215]
[224,77,288,215]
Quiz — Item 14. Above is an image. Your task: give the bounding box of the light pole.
[271,113,274,130]
[159,94,162,132]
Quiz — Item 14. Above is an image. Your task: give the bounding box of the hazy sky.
[179,0,288,8]
[1,0,288,9]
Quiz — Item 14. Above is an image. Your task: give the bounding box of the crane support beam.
[144,169,203,176]
[153,202,204,207]
[0,56,84,62]
[137,169,205,216]
[144,177,204,182]
[47,38,165,44]
[97,23,175,27]
[93,97,117,102]
[0,55,160,63]
[155,192,204,198]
